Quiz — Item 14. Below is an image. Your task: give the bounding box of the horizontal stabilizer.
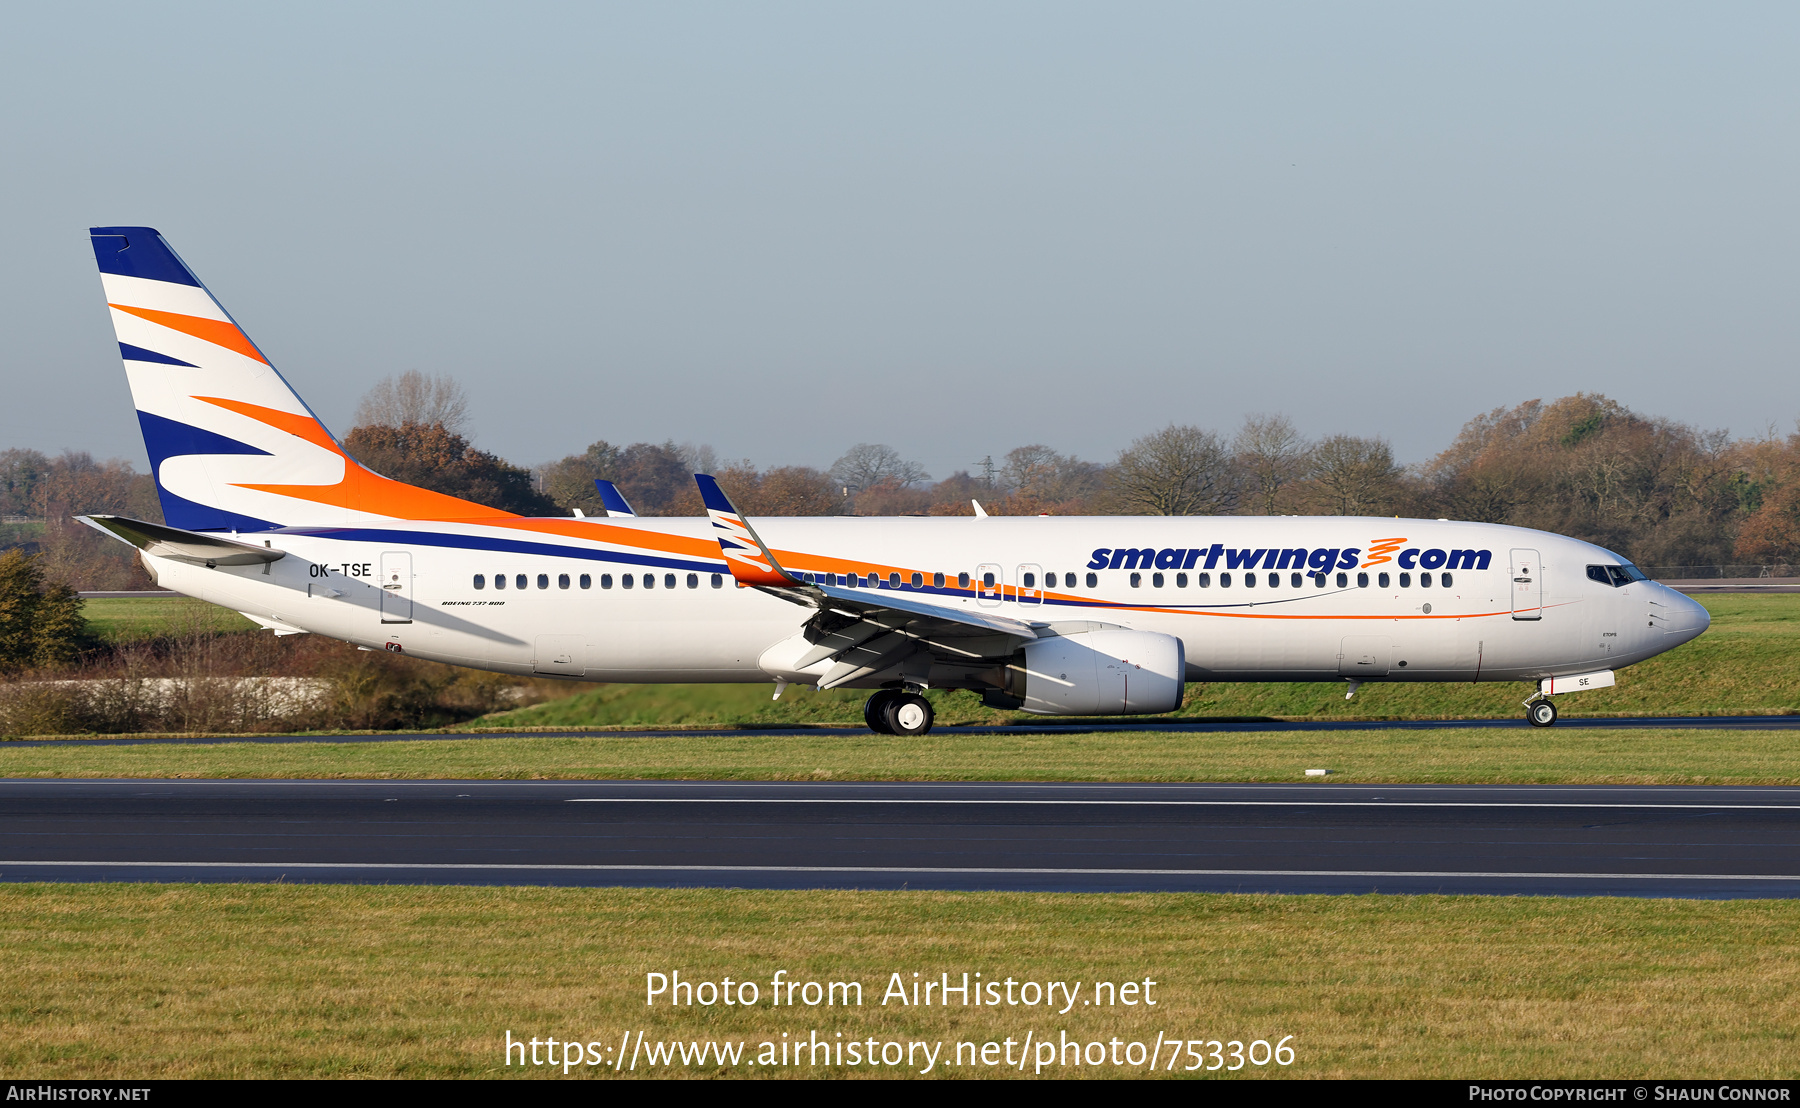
[79,514,286,567]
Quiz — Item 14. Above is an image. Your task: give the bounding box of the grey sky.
[2,2,1796,481]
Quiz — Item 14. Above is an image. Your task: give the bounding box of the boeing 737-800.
[77,227,1710,735]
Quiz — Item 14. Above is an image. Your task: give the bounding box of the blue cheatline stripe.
[89,227,203,287]
[118,342,197,367]
[267,526,1322,615]
[277,527,726,574]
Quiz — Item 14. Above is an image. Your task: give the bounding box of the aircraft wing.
[79,514,286,567]
[693,474,1038,687]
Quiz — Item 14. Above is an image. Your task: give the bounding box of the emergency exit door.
[1510,548,1541,621]
[380,551,413,624]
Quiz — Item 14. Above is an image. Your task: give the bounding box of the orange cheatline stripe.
[189,395,519,521]
[109,304,268,364]
[485,517,720,559]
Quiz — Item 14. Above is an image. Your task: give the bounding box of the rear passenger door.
[380,551,412,624]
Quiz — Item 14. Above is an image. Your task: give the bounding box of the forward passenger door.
[1510,549,1542,621]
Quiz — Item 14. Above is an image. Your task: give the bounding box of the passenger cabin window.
[664,573,677,589]
[1442,572,1454,587]
[887,572,899,588]
[1357,572,1369,588]
[537,574,549,589]
[933,572,945,588]
[1197,573,1210,587]
[1314,572,1326,588]
[1291,572,1302,588]
[687,573,699,589]
[1022,572,1036,589]
[558,573,570,589]
[495,574,507,590]
[1268,572,1278,588]
[1176,573,1188,588]
[712,574,724,588]
[473,574,485,590]
[1378,572,1390,588]
[580,574,592,589]
[601,574,613,589]
[1130,573,1142,588]
[1421,573,1432,588]
[1399,572,1411,587]
[1221,573,1232,587]
[982,572,995,588]
[642,574,653,589]
[960,572,972,589]
[911,572,923,588]
[1085,572,1098,588]
[1244,572,1255,588]
[1336,572,1348,588]
[621,574,632,589]
[1152,572,1164,588]
[515,574,527,590]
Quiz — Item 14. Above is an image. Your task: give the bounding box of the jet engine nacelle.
[1019,629,1185,715]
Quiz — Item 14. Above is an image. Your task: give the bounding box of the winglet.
[594,479,637,517]
[694,474,801,587]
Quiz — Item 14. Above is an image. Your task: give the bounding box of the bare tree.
[830,443,929,492]
[999,445,1107,506]
[538,440,623,514]
[353,371,471,433]
[1106,425,1238,515]
[1308,434,1403,516]
[1232,413,1309,516]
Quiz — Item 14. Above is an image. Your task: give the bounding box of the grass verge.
[1,884,1796,1079]
[472,593,1800,729]
[6,726,1800,783]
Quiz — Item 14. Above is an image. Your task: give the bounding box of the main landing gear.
[864,689,935,736]
[1525,697,1558,727]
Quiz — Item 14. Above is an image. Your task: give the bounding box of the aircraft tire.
[884,693,934,737]
[1527,699,1558,727]
[864,690,899,734]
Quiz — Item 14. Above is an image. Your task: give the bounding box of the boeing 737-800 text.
[78,227,1709,734]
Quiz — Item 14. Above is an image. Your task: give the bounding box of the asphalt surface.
[4,713,1798,749]
[3,779,1798,897]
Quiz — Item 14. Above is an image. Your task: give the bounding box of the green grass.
[7,725,1800,784]
[477,594,1800,729]
[81,595,256,642]
[1,885,1796,1079]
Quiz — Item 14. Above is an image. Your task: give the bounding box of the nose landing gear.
[863,689,935,736]
[1525,697,1558,727]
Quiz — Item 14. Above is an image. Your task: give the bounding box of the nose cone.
[1664,587,1711,646]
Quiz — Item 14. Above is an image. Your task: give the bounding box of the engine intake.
[1012,629,1185,715]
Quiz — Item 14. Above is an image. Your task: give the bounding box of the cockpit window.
[1587,564,1645,588]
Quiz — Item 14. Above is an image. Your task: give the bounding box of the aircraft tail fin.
[90,226,511,531]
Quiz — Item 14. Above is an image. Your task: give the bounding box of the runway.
[6,713,1800,748]
[3,779,1799,897]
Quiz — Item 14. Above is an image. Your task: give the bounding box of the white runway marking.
[564,798,1800,810]
[2,860,1797,881]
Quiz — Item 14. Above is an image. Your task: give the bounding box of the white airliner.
[78,227,1710,735]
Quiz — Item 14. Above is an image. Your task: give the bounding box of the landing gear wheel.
[884,693,935,737]
[864,690,900,734]
[1527,699,1558,727]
